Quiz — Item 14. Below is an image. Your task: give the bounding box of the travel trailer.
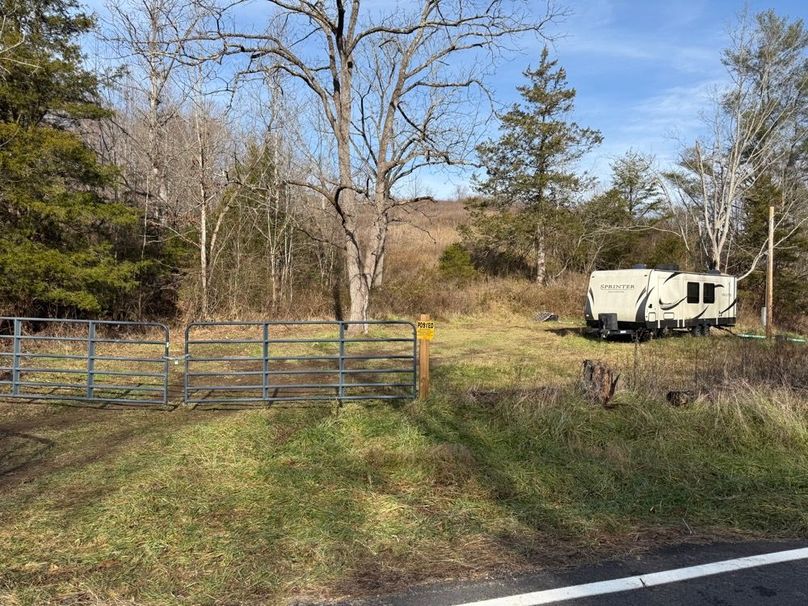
[585,266,737,339]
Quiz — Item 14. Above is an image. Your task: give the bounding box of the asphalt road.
[347,540,808,606]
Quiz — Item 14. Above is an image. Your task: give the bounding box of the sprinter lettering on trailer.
[600,284,635,291]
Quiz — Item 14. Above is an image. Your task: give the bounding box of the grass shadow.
[0,430,55,477]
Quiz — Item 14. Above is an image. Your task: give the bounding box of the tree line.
[1,1,806,327]
[456,10,807,325]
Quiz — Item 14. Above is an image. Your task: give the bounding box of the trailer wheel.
[691,325,707,337]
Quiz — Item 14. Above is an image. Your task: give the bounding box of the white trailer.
[584,267,737,339]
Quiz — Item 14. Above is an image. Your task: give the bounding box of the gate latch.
[164,354,190,366]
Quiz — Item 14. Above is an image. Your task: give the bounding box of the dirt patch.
[0,404,104,436]
[0,403,209,491]
[0,430,55,476]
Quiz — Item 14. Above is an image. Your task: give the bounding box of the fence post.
[86,321,96,400]
[338,322,346,401]
[163,329,170,405]
[11,319,21,396]
[418,313,430,399]
[183,326,190,404]
[262,323,270,401]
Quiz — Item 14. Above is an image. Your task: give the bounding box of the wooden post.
[766,204,774,340]
[418,313,430,399]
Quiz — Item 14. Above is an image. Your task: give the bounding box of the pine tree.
[0,0,150,317]
[465,47,602,284]
[610,150,662,219]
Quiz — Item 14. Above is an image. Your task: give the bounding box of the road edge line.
[455,546,808,606]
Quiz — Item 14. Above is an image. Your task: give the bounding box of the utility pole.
[766,204,774,339]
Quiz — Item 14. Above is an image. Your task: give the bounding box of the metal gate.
[0,318,170,406]
[184,321,417,405]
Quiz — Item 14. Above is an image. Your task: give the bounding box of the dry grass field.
[1,318,806,605]
[1,201,806,605]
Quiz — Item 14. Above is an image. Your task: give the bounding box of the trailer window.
[687,282,700,304]
[704,283,715,304]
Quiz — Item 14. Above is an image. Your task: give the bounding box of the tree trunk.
[371,213,389,288]
[146,7,167,228]
[199,199,209,319]
[709,250,721,273]
[195,108,209,320]
[346,238,370,331]
[372,245,386,288]
[535,226,546,285]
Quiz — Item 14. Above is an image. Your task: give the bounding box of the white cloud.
[578,77,726,187]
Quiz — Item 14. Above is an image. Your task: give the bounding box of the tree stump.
[581,360,620,407]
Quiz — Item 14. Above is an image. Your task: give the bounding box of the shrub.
[438,243,477,282]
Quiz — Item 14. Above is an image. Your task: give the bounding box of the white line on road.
[456,546,808,606]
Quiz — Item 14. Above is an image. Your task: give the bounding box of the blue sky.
[82,0,807,198]
[436,0,808,199]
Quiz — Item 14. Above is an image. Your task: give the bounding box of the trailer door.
[718,277,735,320]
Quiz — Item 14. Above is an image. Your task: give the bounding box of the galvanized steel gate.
[0,318,417,406]
[0,317,170,406]
[184,321,417,405]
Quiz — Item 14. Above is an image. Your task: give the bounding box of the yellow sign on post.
[416,320,435,341]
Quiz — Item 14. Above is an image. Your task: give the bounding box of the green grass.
[1,318,806,605]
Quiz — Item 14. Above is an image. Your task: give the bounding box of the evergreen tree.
[578,151,667,270]
[0,0,157,317]
[610,150,662,219]
[464,47,602,284]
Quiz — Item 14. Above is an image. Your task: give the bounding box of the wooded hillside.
[1,1,805,330]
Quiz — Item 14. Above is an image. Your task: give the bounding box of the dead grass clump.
[716,341,808,390]
[465,385,568,430]
[425,443,477,487]
[622,336,808,404]
[706,383,808,445]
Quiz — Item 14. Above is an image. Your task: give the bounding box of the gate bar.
[262,323,270,400]
[338,322,345,399]
[11,319,21,396]
[87,321,96,400]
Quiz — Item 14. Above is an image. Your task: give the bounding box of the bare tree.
[102,0,248,318]
[664,11,808,275]
[103,0,203,226]
[352,24,490,287]
[196,0,555,326]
